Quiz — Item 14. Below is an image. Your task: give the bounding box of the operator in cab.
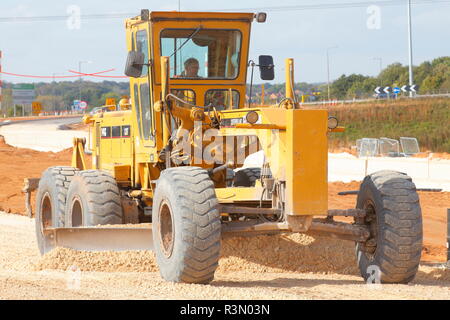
[176,58,200,78]
[172,58,200,107]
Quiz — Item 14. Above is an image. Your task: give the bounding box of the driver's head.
[184,58,200,77]
[214,91,225,104]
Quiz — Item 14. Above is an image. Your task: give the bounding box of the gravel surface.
[1,212,450,300]
[0,124,448,300]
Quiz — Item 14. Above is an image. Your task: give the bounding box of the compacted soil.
[0,138,449,299]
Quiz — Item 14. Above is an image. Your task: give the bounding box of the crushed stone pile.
[33,249,158,273]
[34,233,359,275]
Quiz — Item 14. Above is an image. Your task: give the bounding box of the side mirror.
[254,12,267,23]
[258,55,275,80]
[124,51,145,78]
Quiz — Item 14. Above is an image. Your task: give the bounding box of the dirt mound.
[220,233,359,275]
[422,244,448,262]
[34,233,359,275]
[417,264,450,282]
[0,136,88,214]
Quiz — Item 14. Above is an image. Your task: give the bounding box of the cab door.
[129,22,156,150]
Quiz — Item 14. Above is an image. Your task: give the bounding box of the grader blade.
[42,227,153,252]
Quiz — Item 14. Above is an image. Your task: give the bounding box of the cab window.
[140,83,152,140]
[205,89,239,110]
[133,84,142,137]
[160,29,241,79]
[170,89,196,108]
[136,30,149,77]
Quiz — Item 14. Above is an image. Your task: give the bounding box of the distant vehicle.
[89,106,112,115]
[373,93,397,99]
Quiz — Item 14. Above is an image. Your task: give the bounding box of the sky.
[0,0,449,84]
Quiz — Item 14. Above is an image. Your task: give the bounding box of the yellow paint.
[285,58,294,101]
[285,110,328,215]
[71,138,87,170]
[113,165,131,184]
[90,111,134,177]
[215,186,264,203]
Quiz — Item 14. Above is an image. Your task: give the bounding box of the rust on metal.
[327,209,366,218]
[219,205,282,216]
[22,178,40,218]
[308,219,370,242]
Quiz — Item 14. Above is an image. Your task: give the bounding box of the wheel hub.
[159,201,175,258]
[40,192,52,232]
[70,196,84,227]
[362,200,378,257]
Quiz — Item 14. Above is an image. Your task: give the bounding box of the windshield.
[161,28,241,79]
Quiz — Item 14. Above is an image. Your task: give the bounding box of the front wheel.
[152,167,221,284]
[356,170,423,284]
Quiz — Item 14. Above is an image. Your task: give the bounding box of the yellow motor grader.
[29,10,423,284]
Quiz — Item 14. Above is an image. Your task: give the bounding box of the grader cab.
[31,10,423,284]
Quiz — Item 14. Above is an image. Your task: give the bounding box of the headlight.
[328,116,338,129]
[245,111,259,124]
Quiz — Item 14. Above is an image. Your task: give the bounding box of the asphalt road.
[0,116,86,152]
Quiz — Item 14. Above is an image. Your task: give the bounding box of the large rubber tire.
[233,167,261,187]
[356,170,423,284]
[65,170,123,227]
[152,167,221,284]
[35,166,79,254]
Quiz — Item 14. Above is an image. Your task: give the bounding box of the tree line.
[0,56,448,115]
[328,56,450,100]
[0,80,129,116]
[249,56,450,102]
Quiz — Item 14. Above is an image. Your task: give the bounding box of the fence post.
[364,157,368,176]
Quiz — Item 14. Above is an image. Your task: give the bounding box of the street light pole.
[407,0,414,97]
[327,46,338,102]
[78,60,92,106]
[78,62,81,102]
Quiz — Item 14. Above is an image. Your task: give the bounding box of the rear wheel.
[152,166,221,284]
[356,170,422,284]
[233,167,261,187]
[65,170,123,227]
[35,166,79,254]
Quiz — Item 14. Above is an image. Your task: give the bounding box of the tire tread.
[356,170,422,284]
